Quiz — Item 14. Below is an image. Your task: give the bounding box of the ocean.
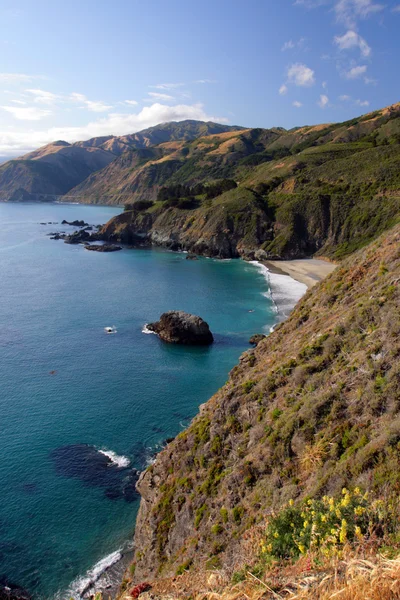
[0,203,306,598]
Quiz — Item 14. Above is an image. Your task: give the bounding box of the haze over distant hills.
[0,120,243,202]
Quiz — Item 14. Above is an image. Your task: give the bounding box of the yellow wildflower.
[339,519,347,544]
[289,499,294,506]
[273,531,279,538]
[355,526,363,540]
[341,494,350,507]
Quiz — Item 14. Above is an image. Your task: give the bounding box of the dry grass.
[123,553,400,599]
[189,555,400,600]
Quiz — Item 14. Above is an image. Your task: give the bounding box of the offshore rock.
[61,219,89,227]
[84,244,122,252]
[147,311,213,345]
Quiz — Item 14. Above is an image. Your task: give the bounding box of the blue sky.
[0,0,399,156]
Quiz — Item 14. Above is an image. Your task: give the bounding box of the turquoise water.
[0,203,279,598]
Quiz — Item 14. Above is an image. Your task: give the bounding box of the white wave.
[98,449,130,468]
[142,324,157,335]
[66,550,122,598]
[249,261,307,320]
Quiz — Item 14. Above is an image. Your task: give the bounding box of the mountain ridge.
[0,120,244,202]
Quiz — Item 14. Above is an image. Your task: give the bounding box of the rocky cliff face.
[99,188,277,259]
[130,223,400,583]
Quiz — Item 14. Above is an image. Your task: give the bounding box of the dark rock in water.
[39,222,47,225]
[249,333,266,346]
[84,244,122,252]
[61,219,89,227]
[0,579,31,600]
[63,230,91,244]
[163,437,175,446]
[50,444,139,502]
[49,233,66,240]
[186,254,198,260]
[147,311,213,345]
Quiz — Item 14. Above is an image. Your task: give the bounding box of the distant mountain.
[0,120,244,202]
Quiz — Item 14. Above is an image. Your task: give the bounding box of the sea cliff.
[121,223,400,597]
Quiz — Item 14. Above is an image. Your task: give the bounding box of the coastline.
[263,258,337,290]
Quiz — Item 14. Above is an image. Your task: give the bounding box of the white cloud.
[70,92,112,112]
[194,79,216,84]
[147,92,174,101]
[334,30,371,57]
[335,0,385,28]
[393,4,400,11]
[1,105,52,121]
[279,84,288,95]
[318,94,329,108]
[282,40,295,51]
[123,100,138,106]
[151,83,184,90]
[339,94,351,100]
[345,64,367,78]
[0,102,228,155]
[287,63,316,86]
[293,100,303,107]
[322,81,328,89]
[0,73,43,83]
[355,98,370,106]
[25,88,59,105]
[10,99,27,105]
[282,38,306,52]
[364,76,377,84]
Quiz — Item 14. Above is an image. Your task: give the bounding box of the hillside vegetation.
[122,222,400,599]
[96,103,400,259]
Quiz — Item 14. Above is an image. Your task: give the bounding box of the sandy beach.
[264,258,337,289]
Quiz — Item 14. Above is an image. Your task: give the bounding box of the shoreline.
[262,258,337,290]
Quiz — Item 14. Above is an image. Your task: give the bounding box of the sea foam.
[98,449,130,468]
[142,324,157,335]
[65,549,122,598]
[249,261,307,321]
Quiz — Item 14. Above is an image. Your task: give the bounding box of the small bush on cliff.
[260,489,400,561]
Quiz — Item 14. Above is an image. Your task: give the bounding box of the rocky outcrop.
[84,244,122,252]
[0,580,30,600]
[63,230,92,244]
[98,188,276,259]
[147,311,214,345]
[61,219,89,227]
[249,333,266,346]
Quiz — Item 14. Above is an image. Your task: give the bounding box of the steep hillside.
[0,121,242,202]
[68,103,400,207]
[127,223,400,591]
[88,103,400,259]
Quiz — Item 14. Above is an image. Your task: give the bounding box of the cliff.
[97,103,400,259]
[127,222,400,591]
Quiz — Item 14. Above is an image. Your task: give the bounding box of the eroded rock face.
[147,311,213,345]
